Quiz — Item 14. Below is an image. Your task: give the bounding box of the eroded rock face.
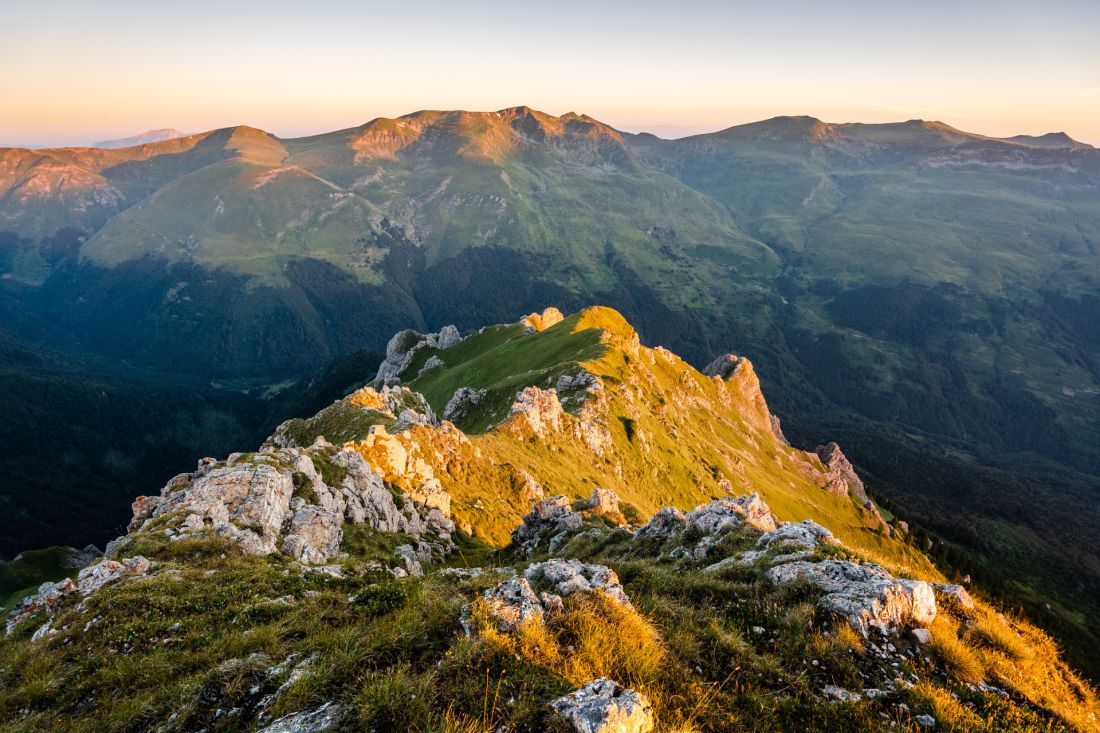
[549,678,655,733]
[511,495,584,556]
[525,559,631,607]
[815,442,869,503]
[77,556,153,596]
[509,386,565,437]
[766,560,937,635]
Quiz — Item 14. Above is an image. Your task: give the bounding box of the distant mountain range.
[91,128,188,149]
[1,107,1099,676]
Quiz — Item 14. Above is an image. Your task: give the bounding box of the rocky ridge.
[2,306,1095,733]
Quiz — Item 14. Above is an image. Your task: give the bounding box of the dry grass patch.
[928,616,985,685]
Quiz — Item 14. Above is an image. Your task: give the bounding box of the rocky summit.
[1,307,1098,732]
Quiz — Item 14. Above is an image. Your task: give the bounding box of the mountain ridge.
[1,306,1096,732]
[2,104,1100,683]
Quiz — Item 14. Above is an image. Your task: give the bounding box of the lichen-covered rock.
[256,702,344,733]
[932,583,975,610]
[757,520,838,550]
[6,578,76,635]
[766,560,937,635]
[465,577,549,633]
[511,496,584,556]
[77,556,153,596]
[633,506,687,543]
[525,559,631,606]
[549,678,654,733]
[687,494,778,535]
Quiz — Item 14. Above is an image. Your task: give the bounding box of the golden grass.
[967,612,1032,662]
[832,623,866,655]
[928,616,985,685]
[912,681,985,731]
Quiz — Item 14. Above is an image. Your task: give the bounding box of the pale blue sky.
[2,0,1098,145]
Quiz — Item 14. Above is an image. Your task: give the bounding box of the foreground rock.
[256,702,344,733]
[767,560,936,635]
[464,577,550,633]
[549,678,655,733]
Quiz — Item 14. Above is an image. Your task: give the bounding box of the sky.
[2,0,1099,146]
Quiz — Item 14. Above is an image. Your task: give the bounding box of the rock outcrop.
[815,442,870,503]
[7,556,153,636]
[767,560,937,635]
[127,446,453,567]
[511,496,584,556]
[521,307,564,333]
[465,577,551,633]
[256,702,344,733]
[374,325,461,386]
[442,387,486,423]
[509,386,565,437]
[524,559,631,606]
[549,678,655,733]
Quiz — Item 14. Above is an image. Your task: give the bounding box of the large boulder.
[687,494,778,535]
[767,560,937,635]
[549,678,655,733]
[465,577,550,633]
[632,506,687,544]
[511,496,584,556]
[525,559,631,607]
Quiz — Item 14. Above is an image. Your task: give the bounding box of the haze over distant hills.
[1,106,1100,676]
[91,128,188,149]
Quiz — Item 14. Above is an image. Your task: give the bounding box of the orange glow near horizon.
[2,0,1098,146]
